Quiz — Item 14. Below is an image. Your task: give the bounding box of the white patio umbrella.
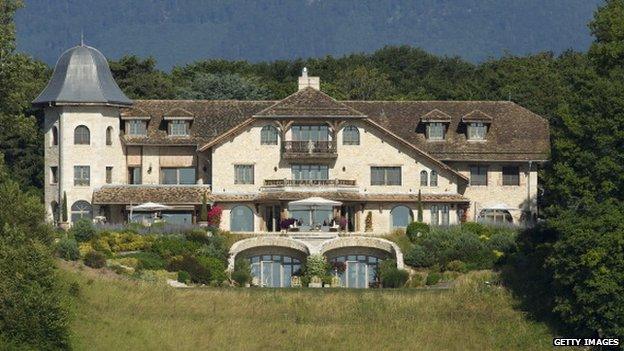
[288,197,342,225]
[131,202,173,211]
[129,202,173,223]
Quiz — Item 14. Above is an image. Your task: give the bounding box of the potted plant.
[198,193,209,227]
[58,191,70,230]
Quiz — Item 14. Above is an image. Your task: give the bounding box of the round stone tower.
[33,44,132,225]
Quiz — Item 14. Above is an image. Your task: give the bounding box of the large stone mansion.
[34,44,549,287]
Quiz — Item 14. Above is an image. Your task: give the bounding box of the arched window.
[260,125,278,145]
[343,125,360,145]
[74,125,90,145]
[390,205,413,228]
[51,126,58,146]
[420,170,428,186]
[430,170,438,187]
[230,205,253,232]
[71,200,92,223]
[106,126,113,145]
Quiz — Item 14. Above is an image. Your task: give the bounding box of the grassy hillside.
[16,0,601,69]
[59,262,555,350]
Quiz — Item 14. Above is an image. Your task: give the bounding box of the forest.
[1,0,623,348]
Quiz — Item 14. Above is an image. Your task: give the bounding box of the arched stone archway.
[227,236,311,271]
[318,236,404,269]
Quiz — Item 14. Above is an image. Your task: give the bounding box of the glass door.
[346,260,368,288]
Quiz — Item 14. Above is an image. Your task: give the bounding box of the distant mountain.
[15,0,603,69]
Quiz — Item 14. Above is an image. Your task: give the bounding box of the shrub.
[232,259,252,286]
[177,271,191,284]
[404,244,435,268]
[445,260,467,272]
[90,236,113,256]
[78,242,93,257]
[124,252,167,270]
[56,237,80,260]
[84,251,106,268]
[95,231,153,252]
[112,257,139,269]
[461,222,492,238]
[207,205,223,227]
[71,218,96,242]
[304,254,329,279]
[406,221,430,242]
[379,260,409,288]
[384,229,413,254]
[0,227,71,349]
[197,256,227,283]
[365,211,373,231]
[184,229,209,243]
[426,272,442,286]
[487,230,518,254]
[150,236,200,259]
[167,255,211,284]
[450,232,494,269]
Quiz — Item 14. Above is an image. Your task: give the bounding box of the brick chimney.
[298,67,320,90]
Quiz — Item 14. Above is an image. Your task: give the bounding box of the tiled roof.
[253,87,365,118]
[345,101,549,161]
[120,100,273,146]
[93,185,212,205]
[119,96,550,161]
[93,186,469,205]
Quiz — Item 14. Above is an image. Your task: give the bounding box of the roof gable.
[253,87,366,118]
[421,109,452,122]
[462,110,493,123]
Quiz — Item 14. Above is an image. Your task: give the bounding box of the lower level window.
[71,200,92,223]
[478,209,513,223]
[330,255,383,288]
[430,204,450,226]
[249,254,302,288]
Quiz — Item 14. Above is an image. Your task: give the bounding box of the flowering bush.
[207,205,223,227]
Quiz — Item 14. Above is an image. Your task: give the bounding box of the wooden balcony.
[263,178,357,188]
[282,140,337,160]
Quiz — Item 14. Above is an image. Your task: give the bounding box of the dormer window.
[467,122,487,140]
[169,120,189,136]
[462,110,492,141]
[426,123,445,140]
[421,109,451,141]
[164,108,194,137]
[126,120,147,136]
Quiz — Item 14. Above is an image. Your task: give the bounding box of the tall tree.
[588,0,624,73]
[109,55,175,99]
[0,0,49,193]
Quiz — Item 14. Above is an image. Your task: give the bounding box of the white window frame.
[234,164,254,184]
[426,122,445,140]
[467,122,487,140]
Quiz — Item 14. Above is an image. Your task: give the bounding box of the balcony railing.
[263,178,357,188]
[282,140,336,155]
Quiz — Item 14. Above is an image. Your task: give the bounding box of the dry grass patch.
[59,264,555,351]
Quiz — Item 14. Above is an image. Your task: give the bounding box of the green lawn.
[59,262,555,351]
